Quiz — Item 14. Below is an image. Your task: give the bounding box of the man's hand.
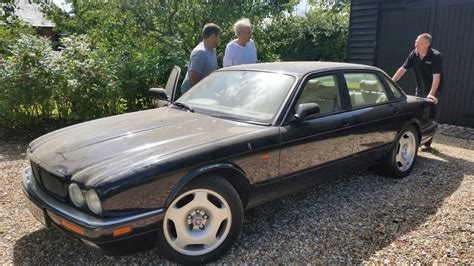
[427,94,438,104]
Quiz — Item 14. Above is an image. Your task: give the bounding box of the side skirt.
[245,144,392,210]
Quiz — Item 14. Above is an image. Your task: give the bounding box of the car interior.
[346,74,388,107]
[296,77,341,115]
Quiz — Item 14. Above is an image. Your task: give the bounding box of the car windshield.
[177,71,296,124]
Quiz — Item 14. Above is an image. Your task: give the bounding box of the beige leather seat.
[360,80,386,105]
[298,80,338,114]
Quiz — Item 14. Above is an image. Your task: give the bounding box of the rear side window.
[385,78,403,99]
[344,73,389,108]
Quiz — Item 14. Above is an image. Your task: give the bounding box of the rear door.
[341,71,404,156]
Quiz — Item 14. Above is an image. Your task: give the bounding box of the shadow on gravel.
[13,152,470,263]
[0,141,29,162]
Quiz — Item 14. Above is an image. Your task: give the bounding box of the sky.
[52,0,71,12]
[295,0,310,16]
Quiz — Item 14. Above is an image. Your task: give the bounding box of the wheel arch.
[409,119,422,143]
[164,163,251,208]
[401,119,422,143]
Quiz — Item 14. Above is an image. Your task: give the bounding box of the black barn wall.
[347,0,474,127]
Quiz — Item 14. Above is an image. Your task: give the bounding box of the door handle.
[340,118,351,127]
[388,104,399,114]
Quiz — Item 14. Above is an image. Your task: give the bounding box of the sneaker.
[420,145,433,152]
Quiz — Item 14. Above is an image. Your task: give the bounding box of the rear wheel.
[380,126,419,178]
[157,176,243,264]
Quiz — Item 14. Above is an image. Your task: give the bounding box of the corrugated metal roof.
[15,0,55,28]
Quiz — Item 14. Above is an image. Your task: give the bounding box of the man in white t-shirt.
[223,18,257,67]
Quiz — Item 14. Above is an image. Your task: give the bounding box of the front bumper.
[22,167,165,254]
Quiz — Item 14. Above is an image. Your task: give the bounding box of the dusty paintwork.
[22,62,437,256]
[28,107,269,186]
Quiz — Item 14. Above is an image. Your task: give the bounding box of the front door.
[165,66,181,102]
[279,73,355,176]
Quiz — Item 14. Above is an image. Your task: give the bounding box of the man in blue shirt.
[181,23,221,95]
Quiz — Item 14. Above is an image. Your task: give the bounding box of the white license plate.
[26,199,48,226]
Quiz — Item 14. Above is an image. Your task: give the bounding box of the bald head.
[415,33,432,54]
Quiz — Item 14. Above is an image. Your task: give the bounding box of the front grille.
[30,162,68,201]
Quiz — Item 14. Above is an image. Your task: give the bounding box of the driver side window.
[295,75,342,116]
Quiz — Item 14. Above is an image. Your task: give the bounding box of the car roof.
[218,61,382,78]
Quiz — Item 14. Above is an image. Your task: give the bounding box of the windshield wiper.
[173,102,195,113]
[211,114,270,126]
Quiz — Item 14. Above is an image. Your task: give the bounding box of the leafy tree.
[0,1,34,56]
[270,0,350,61]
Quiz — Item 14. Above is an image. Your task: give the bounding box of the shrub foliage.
[0,1,350,134]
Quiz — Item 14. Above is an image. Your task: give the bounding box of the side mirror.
[295,103,320,121]
[148,88,168,101]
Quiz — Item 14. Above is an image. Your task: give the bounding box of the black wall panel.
[347,0,474,127]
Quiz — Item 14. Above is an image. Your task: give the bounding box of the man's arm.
[189,50,206,86]
[428,74,440,96]
[190,71,201,86]
[252,40,258,63]
[223,45,233,67]
[393,50,415,81]
[392,67,407,82]
[426,74,440,104]
[427,53,443,104]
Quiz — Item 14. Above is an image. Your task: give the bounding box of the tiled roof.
[15,0,55,28]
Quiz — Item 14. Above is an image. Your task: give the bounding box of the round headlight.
[23,166,33,188]
[69,183,85,207]
[86,189,102,215]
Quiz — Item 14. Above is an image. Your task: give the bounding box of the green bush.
[47,35,121,121]
[0,34,55,128]
[0,34,120,132]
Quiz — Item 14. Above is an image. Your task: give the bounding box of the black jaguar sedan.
[22,62,437,263]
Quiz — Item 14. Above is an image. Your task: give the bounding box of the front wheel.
[380,126,419,178]
[157,176,243,264]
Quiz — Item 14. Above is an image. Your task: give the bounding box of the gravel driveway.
[1,134,472,264]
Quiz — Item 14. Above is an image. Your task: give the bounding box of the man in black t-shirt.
[392,33,444,151]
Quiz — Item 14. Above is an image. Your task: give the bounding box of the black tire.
[156,175,243,264]
[379,125,419,178]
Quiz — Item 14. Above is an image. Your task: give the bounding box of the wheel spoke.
[208,203,228,226]
[167,206,185,224]
[173,230,196,249]
[398,157,407,170]
[396,149,404,163]
[191,190,209,207]
[202,230,219,247]
[207,203,229,243]
[400,136,409,148]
